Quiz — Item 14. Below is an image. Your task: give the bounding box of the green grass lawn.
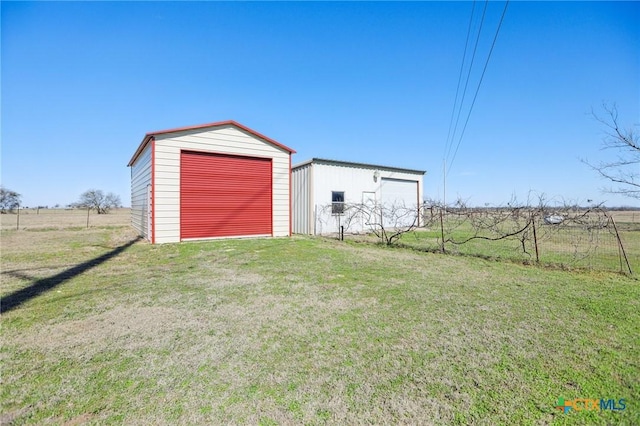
[1,226,638,424]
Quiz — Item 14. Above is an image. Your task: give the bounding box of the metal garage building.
[128,120,295,244]
[292,158,425,235]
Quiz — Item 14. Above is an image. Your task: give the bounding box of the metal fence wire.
[318,203,636,275]
[423,206,635,274]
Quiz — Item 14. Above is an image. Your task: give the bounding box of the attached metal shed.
[128,120,295,244]
[292,158,425,235]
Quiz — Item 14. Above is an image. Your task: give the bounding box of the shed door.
[180,151,272,239]
[380,178,418,227]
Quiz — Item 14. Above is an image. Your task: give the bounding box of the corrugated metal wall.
[292,164,312,234]
[130,143,152,240]
[180,151,272,239]
[291,161,424,235]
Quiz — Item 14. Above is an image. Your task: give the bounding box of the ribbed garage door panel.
[181,151,272,239]
[380,178,418,228]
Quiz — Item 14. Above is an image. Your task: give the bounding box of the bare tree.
[584,103,639,199]
[75,189,121,214]
[342,201,424,245]
[0,186,21,213]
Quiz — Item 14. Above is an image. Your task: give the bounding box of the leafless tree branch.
[583,103,640,199]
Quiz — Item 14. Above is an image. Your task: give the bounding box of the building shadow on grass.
[1,237,141,313]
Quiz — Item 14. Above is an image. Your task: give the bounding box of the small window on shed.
[332,191,345,214]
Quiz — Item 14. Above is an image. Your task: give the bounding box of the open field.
[0,208,131,230]
[1,223,638,424]
[608,210,640,227]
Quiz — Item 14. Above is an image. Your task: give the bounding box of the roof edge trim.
[292,158,426,175]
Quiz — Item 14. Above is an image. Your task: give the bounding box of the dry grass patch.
[18,305,205,356]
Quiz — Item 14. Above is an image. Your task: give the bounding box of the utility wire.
[447,0,510,177]
[445,0,489,164]
[444,1,477,160]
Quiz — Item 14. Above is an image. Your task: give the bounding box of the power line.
[447,0,510,177]
[444,1,477,160]
[445,0,489,164]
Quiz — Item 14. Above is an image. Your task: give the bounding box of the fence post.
[531,213,540,263]
[610,215,632,275]
[86,207,90,229]
[439,208,445,253]
[16,206,20,230]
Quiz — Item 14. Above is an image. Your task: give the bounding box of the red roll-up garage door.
[180,151,272,239]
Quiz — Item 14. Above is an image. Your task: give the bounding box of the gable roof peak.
[128,120,295,166]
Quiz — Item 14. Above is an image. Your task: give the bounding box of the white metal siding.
[153,125,290,243]
[298,162,423,234]
[130,143,152,240]
[292,164,312,234]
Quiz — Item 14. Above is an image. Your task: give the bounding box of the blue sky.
[2,1,639,208]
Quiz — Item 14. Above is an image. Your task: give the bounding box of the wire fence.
[419,207,637,274]
[319,203,638,275]
[0,208,131,230]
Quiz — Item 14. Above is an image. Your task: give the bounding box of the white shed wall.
[153,125,291,243]
[130,143,152,240]
[293,162,423,235]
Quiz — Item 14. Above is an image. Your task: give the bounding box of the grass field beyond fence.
[0,208,131,230]
[369,209,638,275]
[1,219,638,424]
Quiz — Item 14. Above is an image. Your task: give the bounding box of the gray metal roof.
[292,158,426,175]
